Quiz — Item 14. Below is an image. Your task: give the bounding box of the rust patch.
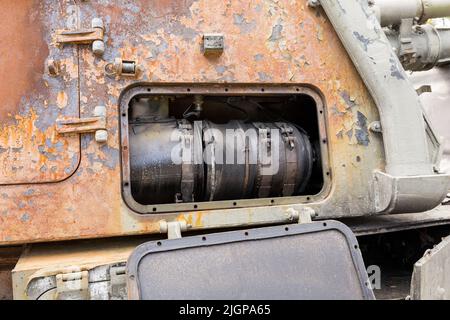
[0,0,49,124]
[145,0,196,18]
[0,0,386,245]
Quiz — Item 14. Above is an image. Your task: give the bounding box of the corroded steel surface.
[0,1,80,184]
[0,0,384,245]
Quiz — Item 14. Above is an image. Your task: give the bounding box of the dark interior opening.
[127,93,324,206]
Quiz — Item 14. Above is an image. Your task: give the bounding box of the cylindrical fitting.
[129,120,314,205]
[92,40,105,56]
[386,24,450,70]
[373,0,450,26]
[91,18,104,30]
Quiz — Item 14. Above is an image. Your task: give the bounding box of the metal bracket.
[159,220,188,239]
[373,170,450,213]
[398,18,417,65]
[56,106,107,143]
[55,269,89,300]
[275,122,295,150]
[55,18,105,56]
[285,207,315,224]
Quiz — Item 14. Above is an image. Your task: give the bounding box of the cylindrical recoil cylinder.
[129,119,314,205]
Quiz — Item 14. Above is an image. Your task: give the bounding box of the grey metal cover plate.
[126,221,374,300]
[410,234,450,300]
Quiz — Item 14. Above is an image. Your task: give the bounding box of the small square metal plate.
[203,34,224,55]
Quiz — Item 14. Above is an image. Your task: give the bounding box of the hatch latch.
[56,106,108,143]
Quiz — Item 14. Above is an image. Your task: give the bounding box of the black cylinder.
[129,119,313,205]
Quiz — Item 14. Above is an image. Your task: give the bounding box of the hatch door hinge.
[294,207,315,224]
[55,18,105,56]
[109,264,127,299]
[56,106,108,143]
[55,269,90,300]
[159,220,188,239]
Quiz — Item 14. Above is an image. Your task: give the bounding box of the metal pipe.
[437,28,450,65]
[313,0,433,176]
[372,0,450,26]
[386,25,450,70]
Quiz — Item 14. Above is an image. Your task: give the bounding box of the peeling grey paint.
[346,129,354,140]
[148,37,169,59]
[258,72,272,81]
[389,57,405,80]
[23,189,35,196]
[20,213,30,222]
[35,105,61,132]
[38,145,59,161]
[215,65,226,75]
[87,145,119,170]
[268,23,283,41]
[233,13,256,34]
[254,54,264,61]
[331,105,347,116]
[353,31,371,52]
[355,111,370,146]
[340,91,356,109]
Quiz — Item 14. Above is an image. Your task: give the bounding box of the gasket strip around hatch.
[119,84,331,214]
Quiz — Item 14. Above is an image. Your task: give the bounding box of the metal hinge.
[159,220,188,239]
[55,18,105,56]
[56,106,108,143]
[55,269,90,300]
[109,264,127,299]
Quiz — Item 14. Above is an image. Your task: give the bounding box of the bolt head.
[91,18,104,30]
[95,130,108,143]
[307,0,320,7]
[94,105,107,117]
[92,40,105,56]
[47,59,60,77]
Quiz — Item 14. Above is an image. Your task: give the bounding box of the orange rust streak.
[0,0,48,124]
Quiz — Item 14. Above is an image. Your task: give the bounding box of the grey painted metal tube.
[385,26,450,71]
[438,29,450,64]
[373,0,450,26]
[315,0,433,176]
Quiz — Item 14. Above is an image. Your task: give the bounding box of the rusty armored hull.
[1,0,438,246]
